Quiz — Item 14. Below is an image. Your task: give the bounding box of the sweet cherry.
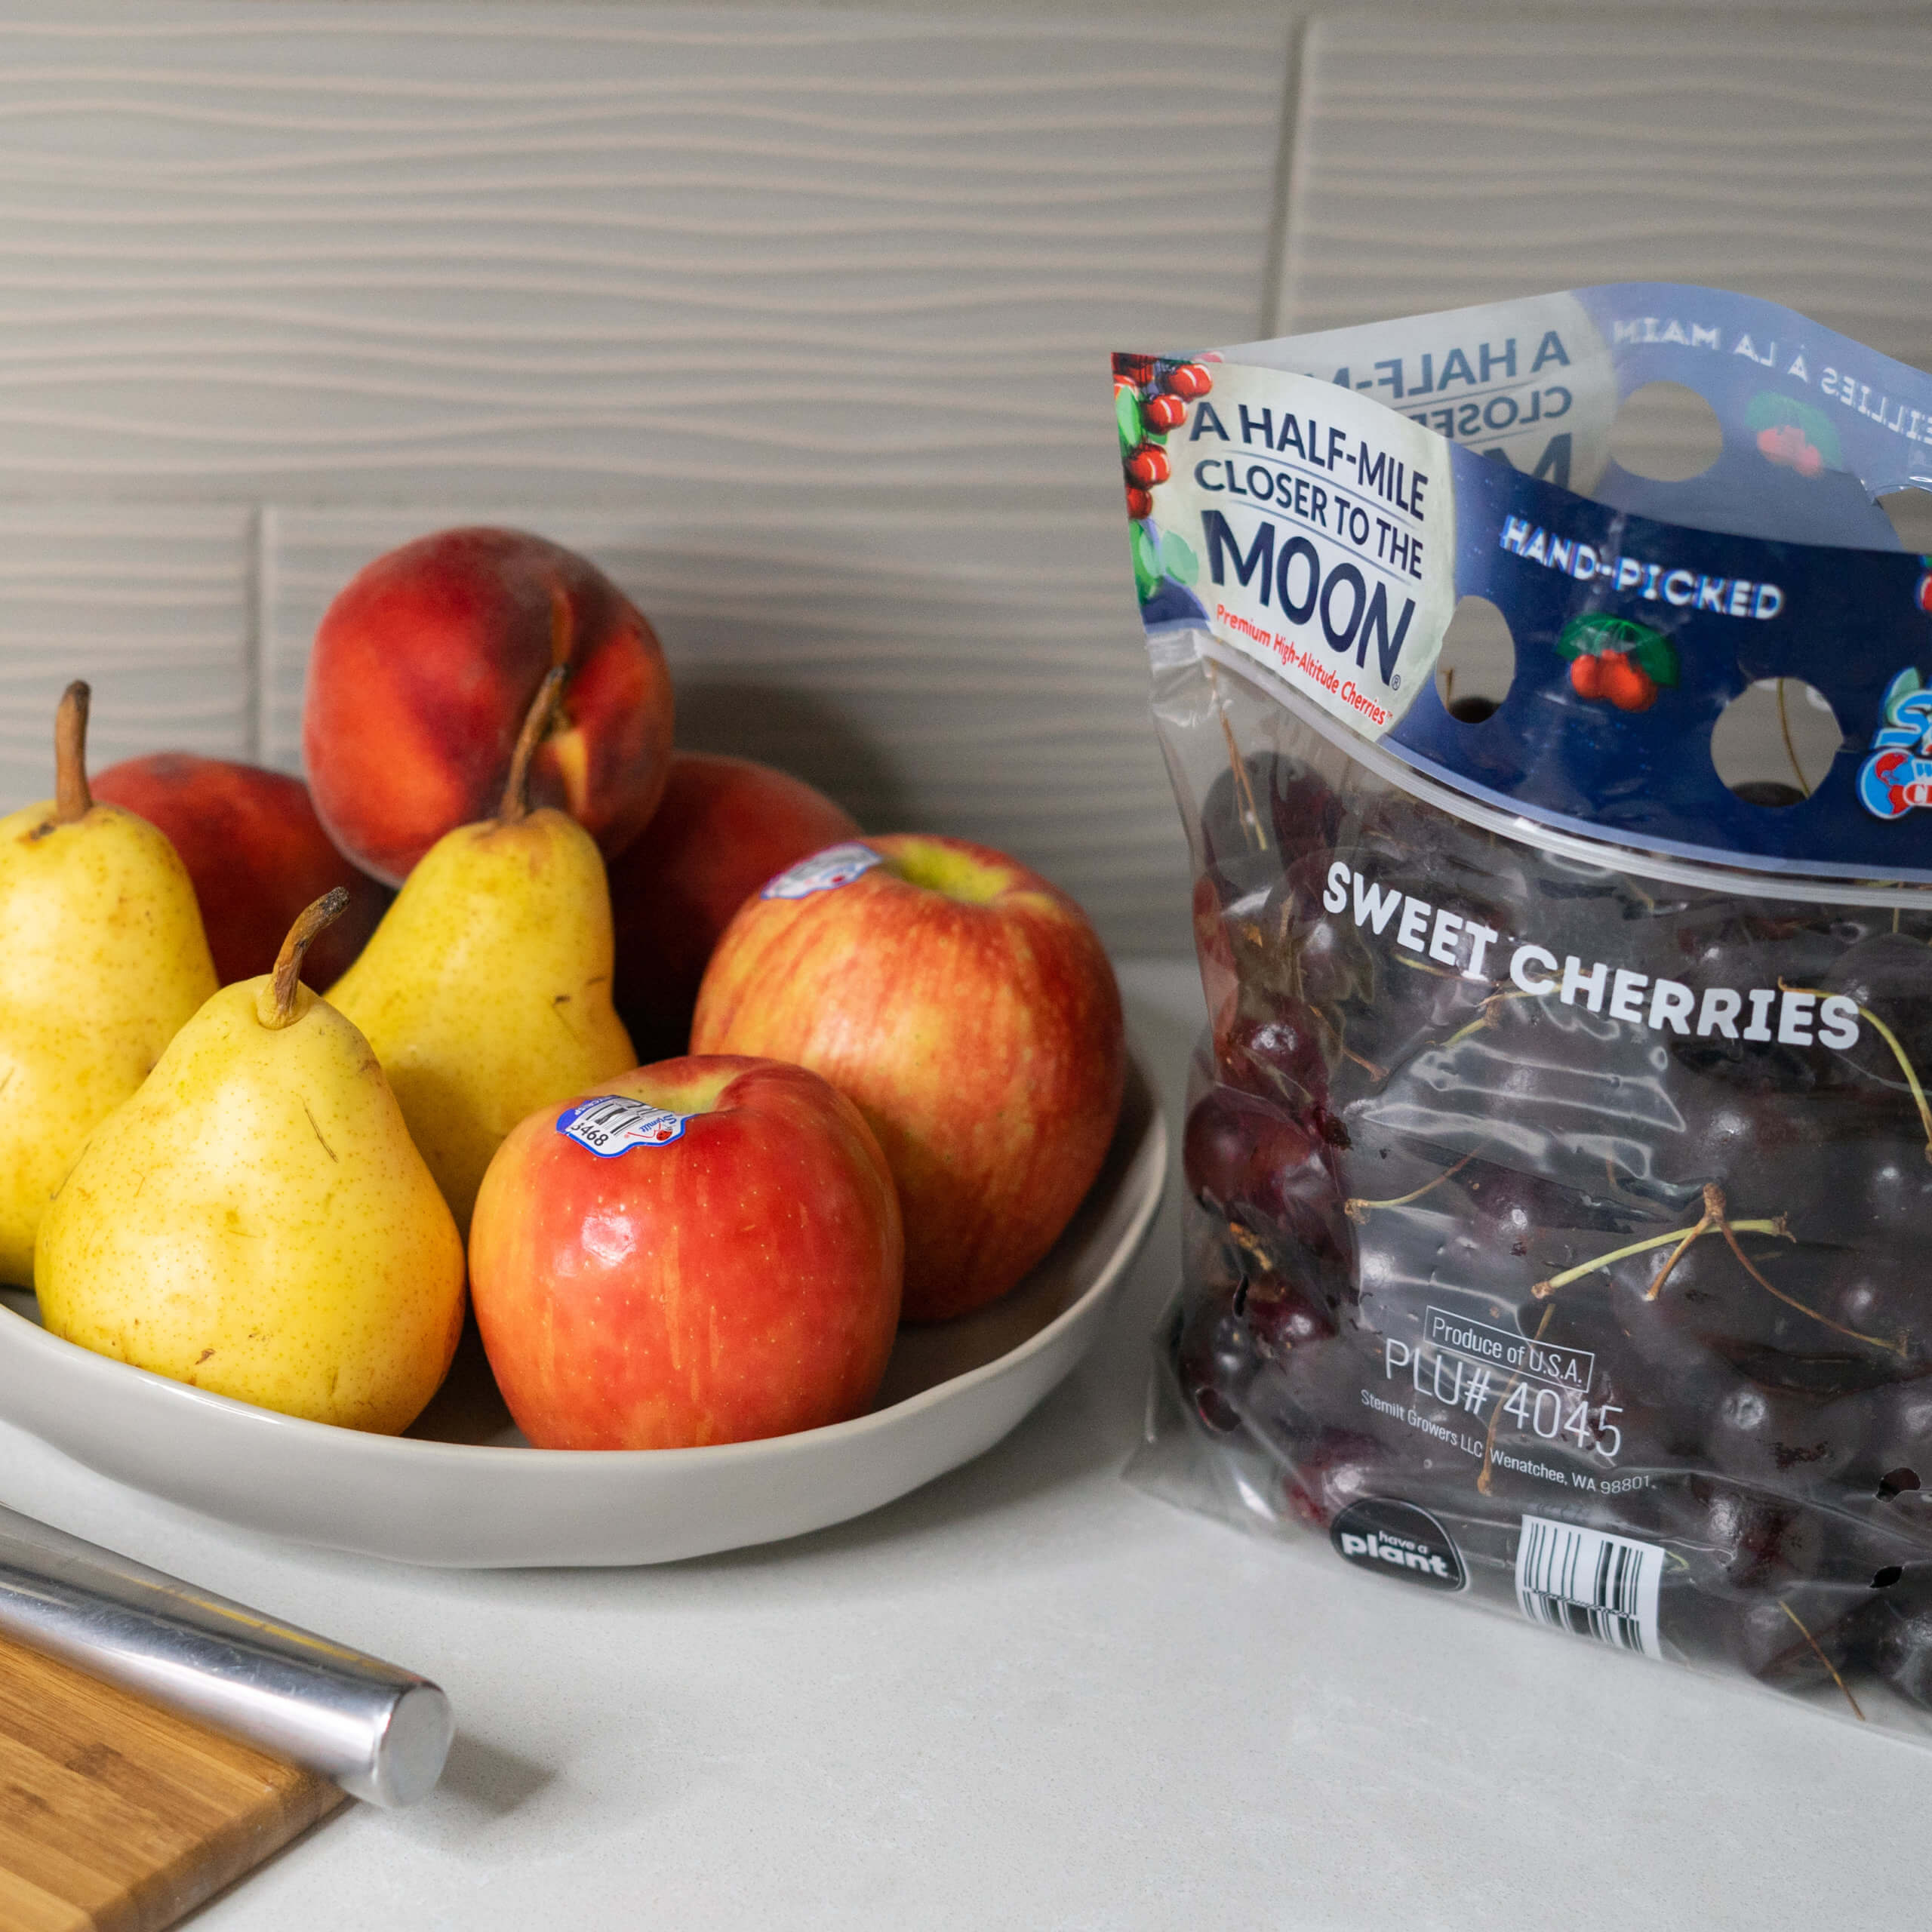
[1217,998,1330,1111]
[1182,1085,1347,1262]
[1281,1429,1386,1530]
[1174,1291,1258,1435]
[1866,1578,1932,1707]
[1703,1378,1854,1491]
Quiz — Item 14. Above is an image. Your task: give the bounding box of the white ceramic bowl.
[0,1057,1165,1567]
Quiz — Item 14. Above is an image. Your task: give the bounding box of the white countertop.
[4,958,1918,1930]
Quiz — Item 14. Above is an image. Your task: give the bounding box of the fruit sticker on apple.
[759,841,884,900]
[556,1095,690,1155]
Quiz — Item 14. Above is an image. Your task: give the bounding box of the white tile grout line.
[250,504,274,771]
[1257,12,1310,343]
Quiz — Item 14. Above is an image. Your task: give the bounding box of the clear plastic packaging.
[1121,285,1932,1737]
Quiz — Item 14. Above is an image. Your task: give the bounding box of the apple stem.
[53,681,92,824]
[1779,1598,1864,1721]
[498,666,567,825]
[257,888,349,1029]
[1780,978,1932,1162]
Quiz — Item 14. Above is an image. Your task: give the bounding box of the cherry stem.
[257,888,349,1030]
[1644,1215,1711,1300]
[498,665,567,824]
[1781,977,1932,1163]
[1779,1598,1864,1721]
[1644,1184,1743,1298]
[53,681,91,824]
[1442,987,1533,1051]
[1227,1220,1275,1272]
[1531,1206,1788,1300]
[1774,678,1813,801]
[1478,1302,1556,1496]
[1712,1212,1903,1355]
[1203,660,1267,854]
[1309,1006,1386,1082]
[1535,1183,1906,1357]
[1345,1146,1481,1223]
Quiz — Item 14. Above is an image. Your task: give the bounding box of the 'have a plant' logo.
[1556,614,1680,713]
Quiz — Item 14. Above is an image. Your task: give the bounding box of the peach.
[92,754,389,989]
[608,752,859,1060]
[302,527,674,884]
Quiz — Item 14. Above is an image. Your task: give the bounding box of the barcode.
[1515,1515,1663,1661]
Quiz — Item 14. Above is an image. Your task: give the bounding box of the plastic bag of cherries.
[1118,285,1932,1736]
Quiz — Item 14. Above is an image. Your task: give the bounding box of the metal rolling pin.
[0,1503,451,1807]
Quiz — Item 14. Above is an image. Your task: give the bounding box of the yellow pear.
[328,669,636,1234]
[36,892,466,1434]
[0,684,217,1286]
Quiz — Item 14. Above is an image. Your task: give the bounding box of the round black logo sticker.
[1329,1498,1466,1592]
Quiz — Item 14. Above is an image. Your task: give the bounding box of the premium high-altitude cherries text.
[1319,858,1860,1049]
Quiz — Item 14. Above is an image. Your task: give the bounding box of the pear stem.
[257,888,349,1030]
[53,681,92,824]
[498,666,567,825]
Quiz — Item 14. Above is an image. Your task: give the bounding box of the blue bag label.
[1118,282,1932,883]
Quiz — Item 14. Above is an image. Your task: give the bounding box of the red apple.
[469,1057,903,1449]
[690,835,1125,1321]
[303,526,675,884]
[608,752,860,1060]
[91,752,388,988]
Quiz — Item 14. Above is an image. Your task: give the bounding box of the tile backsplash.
[2,3,1929,952]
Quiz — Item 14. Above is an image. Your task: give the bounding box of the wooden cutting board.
[0,1629,344,1931]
